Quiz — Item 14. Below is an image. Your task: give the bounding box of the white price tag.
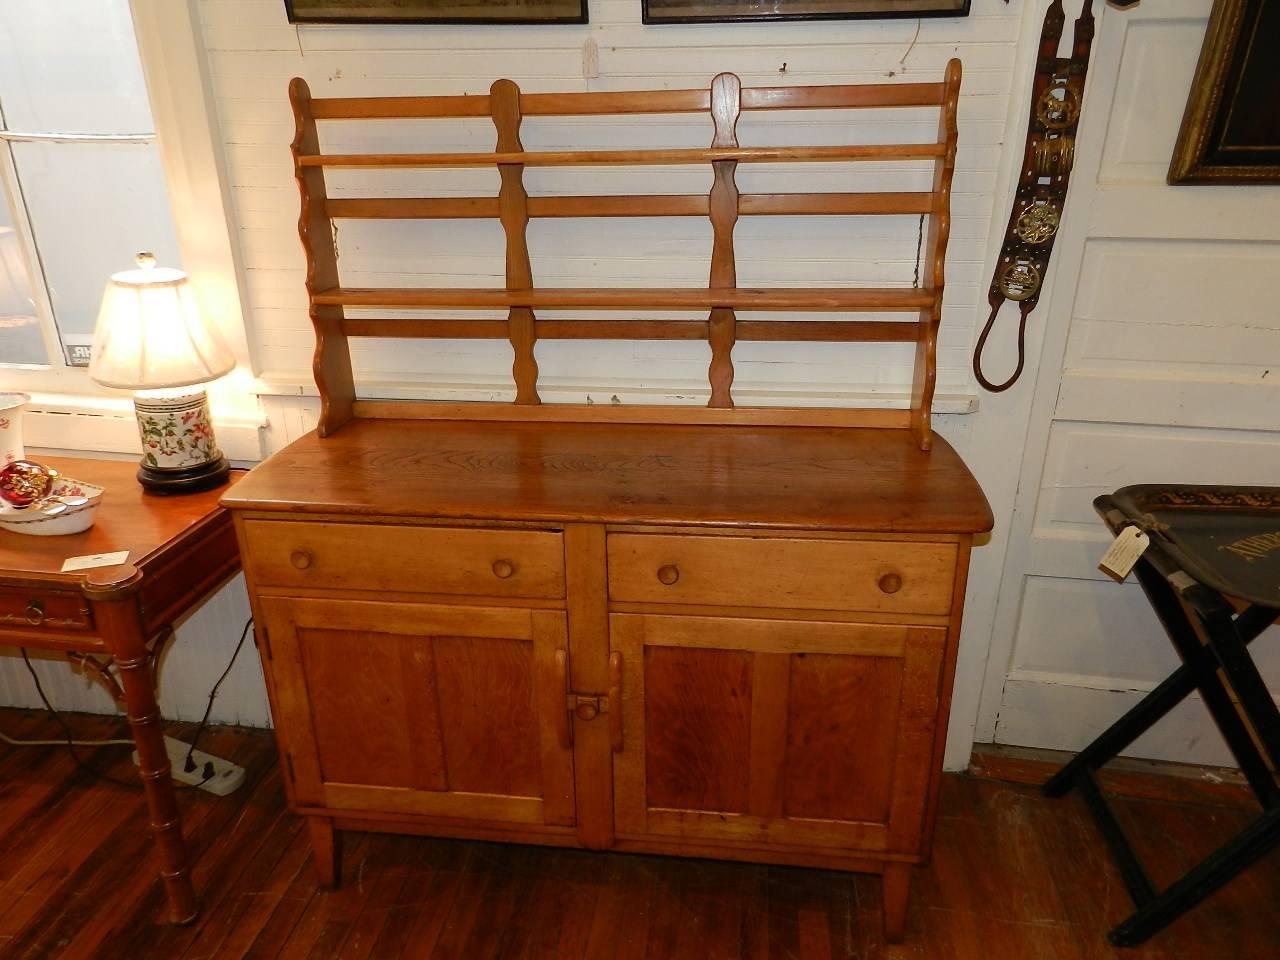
[1098,527,1149,582]
[61,550,130,573]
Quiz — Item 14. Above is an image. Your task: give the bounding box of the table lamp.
[89,253,236,494]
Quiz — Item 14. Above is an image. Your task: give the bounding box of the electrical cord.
[18,649,139,789]
[182,617,253,775]
[11,615,253,789]
[0,731,135,747]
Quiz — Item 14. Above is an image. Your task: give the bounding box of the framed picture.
[284,0,588,25]
[1169,0,1280,184]
[642,0,968,25]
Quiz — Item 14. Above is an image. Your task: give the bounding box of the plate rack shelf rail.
[290,60,962,450]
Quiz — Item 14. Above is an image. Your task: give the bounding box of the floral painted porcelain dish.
[0,476,104,536]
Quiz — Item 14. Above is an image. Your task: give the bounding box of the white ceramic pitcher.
[0,392,29,465]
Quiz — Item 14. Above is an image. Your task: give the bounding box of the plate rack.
[290,60,961,450]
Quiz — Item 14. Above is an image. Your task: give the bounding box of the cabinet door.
[260,597,574,829]
[611,614,946,855]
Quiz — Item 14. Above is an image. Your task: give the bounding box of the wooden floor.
[1,709,1277,960]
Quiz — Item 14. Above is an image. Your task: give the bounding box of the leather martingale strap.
[973,0,1095,393]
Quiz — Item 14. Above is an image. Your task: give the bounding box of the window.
[0,1,182,370]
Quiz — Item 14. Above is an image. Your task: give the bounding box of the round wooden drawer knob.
[657,564,680,586]
[25,600,44,626]
[290,550,313,570]
[492,559,516,579]
[878,572,903,595]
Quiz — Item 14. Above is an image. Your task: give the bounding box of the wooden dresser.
[223,63,991,941]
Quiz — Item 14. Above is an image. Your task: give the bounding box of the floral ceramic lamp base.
[133,389,229,495]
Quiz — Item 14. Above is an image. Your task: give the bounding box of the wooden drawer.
[606,534,956,615]
[241,520,565,600]
[0,587,93,632]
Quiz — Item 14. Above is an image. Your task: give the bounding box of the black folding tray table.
[1043,485,1280,946]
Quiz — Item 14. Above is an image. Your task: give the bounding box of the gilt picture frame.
[642,0,968,25]
[284,0,588,25]
[1169,0,1280,184]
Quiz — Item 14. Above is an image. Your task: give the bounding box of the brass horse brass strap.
[974,0,1098,393]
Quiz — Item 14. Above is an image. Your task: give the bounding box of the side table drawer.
[607,534,956,615]
[0,587,93,632]
[241,520,566,600]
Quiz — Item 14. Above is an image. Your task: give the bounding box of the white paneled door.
[976,0,1280,765]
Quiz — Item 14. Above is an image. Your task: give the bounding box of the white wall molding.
[23,391,266,463]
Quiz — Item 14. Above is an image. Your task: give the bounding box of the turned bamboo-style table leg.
[85,565,198,924]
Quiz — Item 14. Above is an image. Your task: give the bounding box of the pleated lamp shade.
[89,253,235,390]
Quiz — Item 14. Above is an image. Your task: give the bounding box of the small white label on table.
[1098,528,1149,583]
[61,550,130,573]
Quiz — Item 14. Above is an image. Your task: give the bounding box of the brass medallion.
[1033,136,1076,176]
[1037,84,1081,130]
[998,260,1042,301]
[1015,202,1060,244]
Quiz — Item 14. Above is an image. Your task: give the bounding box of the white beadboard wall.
[1,0,1030,743]
[208,0,1019,404]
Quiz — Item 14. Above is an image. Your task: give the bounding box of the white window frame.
[0,0,263,459]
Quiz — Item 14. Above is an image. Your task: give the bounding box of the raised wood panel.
[643,645,754,814]
[1036,421,1280,534]
[1068,239,1280,377]
[1009,577,1186,686]
[607,533,956,614]
[1056,374,1280,433]
[996,676,1243,768]
[611,613,946,856]
[241,519,566,599]
[1098,18,1206,183]
[785,653,902,823]
[431,635,541,797]
[298,626,446,791]
[257,597,574,828]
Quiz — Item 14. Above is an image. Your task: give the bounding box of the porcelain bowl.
[0,476,105,536]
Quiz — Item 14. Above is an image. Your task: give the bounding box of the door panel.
[785,653,902,823]
[979,0,1280,764]
[261,597,574,827]
[643,645,754,813]
[612,613,945,855]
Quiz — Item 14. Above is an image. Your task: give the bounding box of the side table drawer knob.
[879,572,903,594]
[657,564,680,586]
[290,550,313,570]
[25,599,44,626]
[492,559,515,579]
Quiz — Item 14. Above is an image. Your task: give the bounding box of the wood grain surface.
[0,457,240,584]
[288,67,963,444]
[221,419,992,533]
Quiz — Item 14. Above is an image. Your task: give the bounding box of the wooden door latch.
[567,691,608,721]
[555,650,624,752]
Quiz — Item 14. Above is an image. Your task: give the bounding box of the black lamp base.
[137,456,230,495]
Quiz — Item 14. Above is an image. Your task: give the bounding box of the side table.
[0,456,243,923]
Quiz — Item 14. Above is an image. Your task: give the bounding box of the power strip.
[131,736,246,796]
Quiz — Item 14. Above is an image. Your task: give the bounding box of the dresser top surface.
[223,419,991,534]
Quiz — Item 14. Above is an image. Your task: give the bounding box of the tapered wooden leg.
[307,817,340,887]
[85,567,198,924]
[882,862,912,943]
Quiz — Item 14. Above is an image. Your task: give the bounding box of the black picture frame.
[284,0,588,25]
[642,0,968,26]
